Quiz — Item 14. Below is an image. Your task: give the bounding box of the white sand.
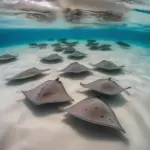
[0,40,150,150]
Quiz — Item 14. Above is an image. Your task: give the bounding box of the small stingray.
[80,78,130,96]
[22,78,74,105]
[38,43,48,49]
[68,51,86,60]
[99,44,112,51]
[86,40,97,47]
[65,41,79,47]
[58,39,68,44]
[91,60,124,72]
[7,67,49,81]
[87,40,96,43]
[51,43,61,47]
[64,97,125,132]
[0,54,17,63]
[89,43,100,50]
[60,62,90,74]
[116,41,130,48]
[63,46,76,54]
[29,43,38,48]
[53,45,64,52]
[41,54,62,63]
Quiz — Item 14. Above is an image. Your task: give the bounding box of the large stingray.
[41,54,62,63]
[0,54,17,63]
[22,78,74,105]
[63,46,76,54]
[64,97,125,132]
[91,60,124,72]
[116,41,130,48]
[7,67,49,81]
[68,51,86,60]
[60,62,90,74]
[80,78,130,95]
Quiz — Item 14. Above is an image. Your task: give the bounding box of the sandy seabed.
[0,40,150,150]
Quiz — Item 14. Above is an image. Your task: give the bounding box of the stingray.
[65,41,79,47]
[38,43,48,49]
[91,60,124,72]
[29,43,38,48]
[60,62,90,74]
[86,40,97,47]
[41,54,62,63]
[68,51,86,60]
[87,40,96,43]
[116,41,130,48]
[63,46,76,54]
[89,43,100,50]
[53,45,64,52]
[7,67,49,81]
[22,78,74,105]
[99,44,112,51]
[0,54,17,63]
[58,39,68,44]
[64,97,125,132]
[51,43,62,47]
[80,78,130,96]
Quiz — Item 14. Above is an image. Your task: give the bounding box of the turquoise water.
[0,27,150,48]
[0,4,150,150]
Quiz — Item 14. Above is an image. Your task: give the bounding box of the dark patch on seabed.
[0,27,150,48]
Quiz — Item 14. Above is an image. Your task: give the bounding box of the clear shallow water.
[0,0,150,150]
[0,40,150,150]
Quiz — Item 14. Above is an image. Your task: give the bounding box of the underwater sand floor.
[0,40,150,150]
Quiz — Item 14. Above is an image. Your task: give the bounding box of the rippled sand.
[0,40,150,150]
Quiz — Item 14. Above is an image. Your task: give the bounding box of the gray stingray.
[0,54,17,62]
[63,46,76,54]
[68,51,86,60]
[89,43,100,50]
[41,54,62,62]
[58,39,68,44]
[22,78,74,105]
[53,45,64,52]
[99,44,112,51]
[86,40,97,47]
[65,41,79,47]
[87,40,96,43]
[64,97,125,132]
[91,60,124,71]
[38,43,48,49]
[7,67,49,81]
[60,62,90,74]
[29,43,38,48]
[116,41,130,48]
[80,78,130,95]
[51,43,62,47]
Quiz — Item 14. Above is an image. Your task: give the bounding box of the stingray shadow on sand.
[60,72,93,80]
[77,90,127,107]
[62,115,128,143]
[6,74,48,86]
[23,99,71,117]
[93,68,124,76]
